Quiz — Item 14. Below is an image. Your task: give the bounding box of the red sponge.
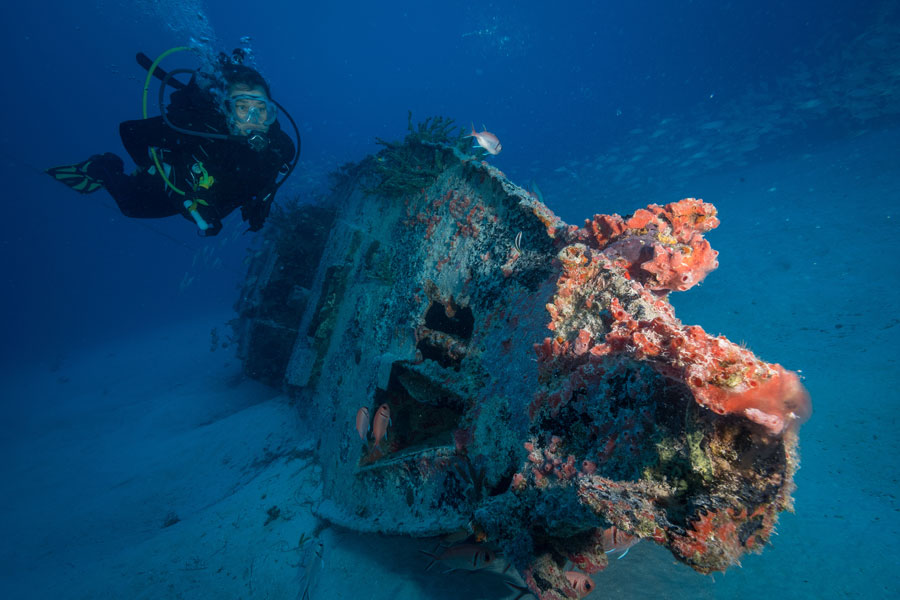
[695,366,812,435]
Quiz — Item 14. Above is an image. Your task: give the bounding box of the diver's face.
[228,86,271,136]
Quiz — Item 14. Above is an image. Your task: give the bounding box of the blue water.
[1,1,898,598]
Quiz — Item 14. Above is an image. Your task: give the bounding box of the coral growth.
[366,111,466,198]
[497,197,811,595]
[583,198,720,293]
[599,303,812,435]
[534,198,811,436]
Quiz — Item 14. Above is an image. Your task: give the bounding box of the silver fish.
[467,123,502,155]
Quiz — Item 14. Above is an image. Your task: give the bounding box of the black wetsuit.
[95,86,295,236]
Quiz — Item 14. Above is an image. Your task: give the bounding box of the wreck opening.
[423,300,474,339]
[416,300,474,370]
[364,361,469,461]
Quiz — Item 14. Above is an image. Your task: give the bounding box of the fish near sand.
[467,123,502,155]
[372,403,391,446]
[563,571,595,597]
[601,525,639,559]
[355,406,370,440]
[419,543,500,573]
[504,570,594,599]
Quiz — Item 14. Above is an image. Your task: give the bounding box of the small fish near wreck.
[419,542,501,573]
[371,403,391,447]
[563,571,595,598]
[354,406,370,440]
[601,525,639,559]
[233,115,811,599]
[467,123,502,155]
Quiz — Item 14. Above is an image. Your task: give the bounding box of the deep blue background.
[0,0,890,366]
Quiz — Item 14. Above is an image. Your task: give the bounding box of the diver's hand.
[202,219,223,237]
[242,194,273,232]
[247,215,266,232]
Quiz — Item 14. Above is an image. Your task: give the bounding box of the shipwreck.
[233,116,810,599]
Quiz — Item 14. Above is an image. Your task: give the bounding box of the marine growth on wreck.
[234,116,811,599]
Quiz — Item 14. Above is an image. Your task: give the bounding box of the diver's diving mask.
[227,94,277,127]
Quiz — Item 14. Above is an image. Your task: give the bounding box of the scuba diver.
[47,48,300,236]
